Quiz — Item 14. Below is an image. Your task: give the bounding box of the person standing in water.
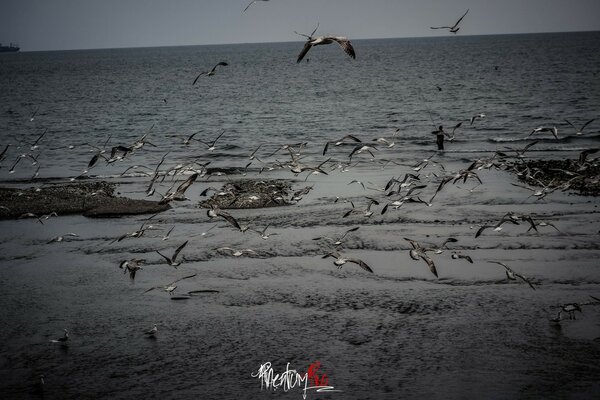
[432,125,446,150]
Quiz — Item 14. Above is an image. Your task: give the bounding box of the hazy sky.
[2,0,600,51]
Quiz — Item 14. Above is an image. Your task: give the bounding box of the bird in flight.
[192,62,229,85]
[295,23,356,63]
[564,119,594,136]
[430,9,469,33]
[156,241,189,268]
[243,0,269,12]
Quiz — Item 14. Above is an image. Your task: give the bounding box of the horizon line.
[12,29,599,53]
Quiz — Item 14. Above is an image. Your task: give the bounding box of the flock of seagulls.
[1,5,598,392]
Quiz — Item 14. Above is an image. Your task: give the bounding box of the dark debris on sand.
[199,179,306,209]
[512,159,600,196]
[0,181,170,220]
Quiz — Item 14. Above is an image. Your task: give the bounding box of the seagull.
[156,241,189,268]
[144,273,197,295]
[253,224,278,239]
[111,215,158,243]
[404,238,438,277]
[322,134,362,156]
[343,198,379,218]
[47,233,78,244]
[243,0,269,12]
[529,126,559,140]
[192,62,228,85]
[295,24,356,63]
[119,259,145,281]
[559,303,582,320]
[207,205,241,230]
[198,130,226,151]
[475,215,520,238]
[217,247,256,257]
[470,113,485,125]
[158,172,198,204]
[430,9,469,33]
[25,128,47,151]
[49,329,69,344]
[312,226,359,248]
[322,252,373,273]
[488,261,536,290]
[564,119,594,136]
[144,324,158,337]
[451,252,473,263]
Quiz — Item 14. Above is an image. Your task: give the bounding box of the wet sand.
[0,156,599,399]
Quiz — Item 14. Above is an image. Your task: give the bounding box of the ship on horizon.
[0,43,20,53]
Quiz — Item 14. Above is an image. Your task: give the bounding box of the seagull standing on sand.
[430,9,469,33]
[295,24,356,63]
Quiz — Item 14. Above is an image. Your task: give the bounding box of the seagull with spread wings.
[156,241,189,268]
[430,9,469,33]
[295,23,356,63]
[192,62,229,85]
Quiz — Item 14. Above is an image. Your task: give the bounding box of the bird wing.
[175,173,198,195]
[192,72,206,85]
[564,119,576,130]
[172,241,189,262]
[297,41,313,63]
[515,273,536,290]
[331,37,356,59]
[453,9,469,28]
[420,254,438,277]
[168,273,197,286]
[217,210,241,230]
[243,0,257,12]
[581,119,595,130]
[211,129,226,146]
[403,237,420,249]
[348,258,374,273]
[475,225,492,238]
[156,250,172,264]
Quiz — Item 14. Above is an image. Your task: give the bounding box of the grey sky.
[2,0,599,51]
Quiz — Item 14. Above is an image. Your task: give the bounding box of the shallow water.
[1,32,600,399]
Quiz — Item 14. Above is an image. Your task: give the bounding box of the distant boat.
[0,43,20,53]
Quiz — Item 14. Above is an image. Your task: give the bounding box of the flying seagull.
[295,24,356,63]
[243,0,269,12]
[156,241,189,268]
[404,238,438,277]
[322,252,374,273]
[564,119,594,136]
[430,9,469,33]
[488,261,536,290]
[144,273,197,295]
[192,62,228,85]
